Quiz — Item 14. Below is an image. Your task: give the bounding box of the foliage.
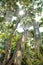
[0,0,43,65]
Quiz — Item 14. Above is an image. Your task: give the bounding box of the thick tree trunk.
[7,32,27,65]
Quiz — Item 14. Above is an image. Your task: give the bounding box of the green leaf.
[0,17,5,22]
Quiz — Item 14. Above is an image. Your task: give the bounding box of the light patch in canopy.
[19,10,25,16]
[12,16,17,21]
[39,27,43,32]
[16,1,22,8]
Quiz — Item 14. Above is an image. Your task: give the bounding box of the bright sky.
[0,1,43,33]
[17,25,43,33]
[16,1,43,33]
[16,10,43,33]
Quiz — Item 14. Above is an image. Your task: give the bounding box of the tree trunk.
[2,20,20,65]
[33,21,41,54]
[7,32,27,65]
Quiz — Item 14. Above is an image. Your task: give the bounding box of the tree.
[0,0,43,65]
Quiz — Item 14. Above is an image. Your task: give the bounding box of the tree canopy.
[0,0,43,65]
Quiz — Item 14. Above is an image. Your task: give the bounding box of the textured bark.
[7,32,27,65]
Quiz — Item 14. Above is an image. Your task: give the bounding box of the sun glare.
[19,10,25,16]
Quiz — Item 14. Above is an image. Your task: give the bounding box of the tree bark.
[7,32,27,65]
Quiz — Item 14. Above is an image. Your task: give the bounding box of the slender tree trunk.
[2,20,20,65]
[33,21,41,54]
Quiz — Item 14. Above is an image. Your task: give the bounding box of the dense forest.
[0,0,43,65]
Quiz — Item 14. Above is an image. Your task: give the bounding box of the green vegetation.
[0,0,43,65]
